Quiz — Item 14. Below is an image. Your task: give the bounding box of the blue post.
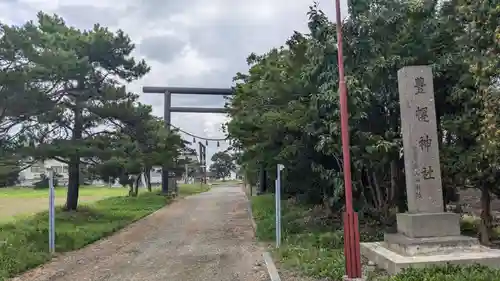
[48,169,55,254]
[275,178,279,248]
[276,164,284,248]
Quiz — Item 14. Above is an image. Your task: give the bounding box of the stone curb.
[248,200,258,231]
[242,185,258,231]
[241,185,282,281]
[263,252,281,281]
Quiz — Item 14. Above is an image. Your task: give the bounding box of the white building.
[149,167,162,184]
[16,161,172,187]
[18,159,69,187]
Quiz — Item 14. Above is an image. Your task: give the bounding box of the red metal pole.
[334,0,362,278]
[335,0,352,213]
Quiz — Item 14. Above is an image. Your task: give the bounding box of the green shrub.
[32,174,59,189]
[384,264,500,281]
[251,194,349,280]
[460,215,479,235]
[250,194,500,281]
[278,246,346,280]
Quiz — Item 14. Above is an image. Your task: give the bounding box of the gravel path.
[12,185,268,281]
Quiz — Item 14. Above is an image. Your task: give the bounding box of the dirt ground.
[10,185,268,281]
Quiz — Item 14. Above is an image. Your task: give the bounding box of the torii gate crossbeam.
[142,86,233,194]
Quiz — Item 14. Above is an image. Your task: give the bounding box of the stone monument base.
[361,212,500,274]
[361,241,500,274]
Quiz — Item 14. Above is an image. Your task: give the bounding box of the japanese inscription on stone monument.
[398,66,444,213]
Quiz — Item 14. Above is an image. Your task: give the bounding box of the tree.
[227,0,500,236]
[0,12,149,210]
[444,0,500,244]
[0,161,19,187]
[0,20,52,185]
[0,139,22,188]
[91,105,186,196]
[209,151,236,181]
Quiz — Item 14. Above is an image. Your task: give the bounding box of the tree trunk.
[145,168,152,192]
[259,164,267,194]
[133,175,140,196]
[66,161,80,210]
[479,185,493,245]
[65,105,82,211]
[128,182,134,196]
[390,160,398,206]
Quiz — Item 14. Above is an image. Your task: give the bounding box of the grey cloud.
[178,0,345,61]
[171,95,227,108]
[188,23,260,59]
[172,112,230,167]
[56,5,121,28]
[134,0,200,19]
[184,6,314,68]
[139,35,186,64]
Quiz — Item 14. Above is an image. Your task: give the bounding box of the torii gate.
[142,86,232,194]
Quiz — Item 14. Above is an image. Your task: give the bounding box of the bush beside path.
[250,194,500,281]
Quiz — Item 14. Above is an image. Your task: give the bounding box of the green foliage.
[32,173,59,189]
[251,194,500,281]
[252,194,359,280]
[209,151,236,180]
[251,194,379,280]
[178,183,211,195]
[0,143,26,188]
[229,0,500,240]
[0,11,190,208]
[0,164,19,188]
[0,12,152,209]
[91,116,186,195]
[381,264,500,281]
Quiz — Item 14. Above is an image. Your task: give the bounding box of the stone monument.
[360,65,500,274]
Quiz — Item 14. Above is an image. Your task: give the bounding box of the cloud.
[138,34,186,64]
[56,4,122,28]
[0,0,348,165]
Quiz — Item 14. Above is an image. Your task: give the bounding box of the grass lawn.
[0,184,211,223]
[0,183,210,281]
[0,186,126,198]
[178,183,211,195]
[210,179,242,185]
[0,186,127,223]
[250,194,500,281]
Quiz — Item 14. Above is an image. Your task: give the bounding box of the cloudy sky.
[0,0,347,165]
